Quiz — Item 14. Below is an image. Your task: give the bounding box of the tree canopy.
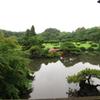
[0,33,31,99]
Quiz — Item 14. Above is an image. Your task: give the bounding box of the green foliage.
[0,29,25,37]
[1,26,100,43]
[88,47,95,51]
[39,28,61,42]
[26,25,36,36]
[29,45,43,58]
[60,42,81,55]
[29,45,59,58]
[43,43,60,49]
[0,33,31,99]
[60,42,75,50]
[80,47,86,51]
[47,52,60,58]
[18,25,38,50]
[67,69,100,83]
[19,35,43,50]
[74,27,100,42]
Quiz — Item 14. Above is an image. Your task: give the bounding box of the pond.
[29,54,100,99]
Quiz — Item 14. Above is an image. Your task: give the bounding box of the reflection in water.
[62,54,100,67]
[30,61,68,99]
[29,58,58,72]
[30,60,100,99]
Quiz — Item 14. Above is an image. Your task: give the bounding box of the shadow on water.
[29,54,100,99]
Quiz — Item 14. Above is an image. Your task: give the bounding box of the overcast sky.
[0,0,100,33]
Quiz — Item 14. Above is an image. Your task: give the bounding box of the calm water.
[29,54,100,99]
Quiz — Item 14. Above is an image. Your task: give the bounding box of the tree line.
[0,25,100,98]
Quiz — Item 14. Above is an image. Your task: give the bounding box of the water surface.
[29,55,100,99]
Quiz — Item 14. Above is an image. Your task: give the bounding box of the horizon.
[1,25,100,34]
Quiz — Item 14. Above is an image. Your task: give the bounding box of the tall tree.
[26,25,36,36]
[30,25,36,35]
[26,29,30,36]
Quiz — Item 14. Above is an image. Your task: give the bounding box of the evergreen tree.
[25,25,36,36]
[26,29,30,36]
[30,25,36,35]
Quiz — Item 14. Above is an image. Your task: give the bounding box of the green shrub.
[80,47,86,51]
[0,34,31,99]
[60,42,81,55]
[67,68,100,83]
[91,44,98,47]
[29,45,42,58]
[60,42,76,50]
[88,47,94,51]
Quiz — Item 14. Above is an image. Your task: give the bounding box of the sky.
[0,0,100,33]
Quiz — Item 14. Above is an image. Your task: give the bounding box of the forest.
[0,25,100,99]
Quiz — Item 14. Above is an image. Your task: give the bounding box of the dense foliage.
[67,69,100,83]
[0,25,100,98]
[67,69,100,96]
[38,27,100,42]
[0,33,31,99]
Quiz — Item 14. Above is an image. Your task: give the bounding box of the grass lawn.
[43,41,99,50]
[74,41,98,49]
[43,43,60,49]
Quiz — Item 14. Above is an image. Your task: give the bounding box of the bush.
[67,69,100,96]
[60,42,75,50]
[91,44,98,47]
[88,47,94,51]
[60,42,81,55]
[29,45,42,58]
[0,34,31,99]
[80,47,86,51]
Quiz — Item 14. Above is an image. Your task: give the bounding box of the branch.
[95,84,100,87]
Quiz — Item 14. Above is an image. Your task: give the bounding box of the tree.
[39,28,61,42]
[26,29,30,36]
[19,25,40,50]
[26,25,36,36]
[0,33,32,99]
[60,42,81,55]
[67,69,100,96]
[30,25,36,35]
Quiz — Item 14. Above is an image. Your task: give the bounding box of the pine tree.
[25,25,36,36]
[30,25,36,35]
